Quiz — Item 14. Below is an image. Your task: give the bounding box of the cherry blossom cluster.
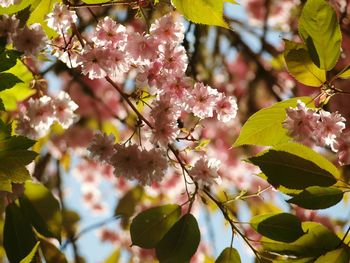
[44,4,238,186]
[0,14,46,55]
[47,4,238,129]
[283,100,349,164]
[16,91,78,139]
[88,132,168,186]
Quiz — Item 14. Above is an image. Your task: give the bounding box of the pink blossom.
[215,94,238,123]
[189,158,221,186]
[52,91,79,128]
[283,100,319,145]
[126,32,159,63]
[92,17,127,49]
[110,144,168,185]
[159,44,188,76]
[13,23,47,55]
[105,49,130,78]
[150,12,185,44]
[333,132,350,165]
[15,112,41,139]
[26,96,55,130]
[149,97,180,146]
[78,47,110,79]
[46,3,78,32]
[187,83,219,119]
[88,132,116,163]
[314,110,346,151]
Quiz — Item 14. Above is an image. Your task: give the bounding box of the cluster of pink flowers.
[283,100,349,164]
[88,132,168,186]
[47,4,238,129]
[0,14,46,55]
[16,91,78,139]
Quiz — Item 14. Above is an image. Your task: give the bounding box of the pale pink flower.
[110,144,167,185]
[126,33,159,63]
[187,83,219,119]
[136,60,164,88]
[110,144,142,181]
[314,110,346,150]
[283,100,319,145]
[150,13,185,44]
[46,3,78,32]
[150,119,179,146]
[215,94,238,123]
[52,91,79,128]
[333,132,350,165]
[26,96,55,130]
[105,49,130,78]
[189,158,221,186]
[159,44,188,76]
[78,47,110,79]
[13,23,47,55]
[92,17,127,49]
[15,112,41,139]
[149,97,180,146]
[88,132,116,163]
[161,76,192,102]
[138,148,168,185]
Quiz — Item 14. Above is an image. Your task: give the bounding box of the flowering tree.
[0,0,350,262]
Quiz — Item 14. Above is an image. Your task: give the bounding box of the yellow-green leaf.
[20,242,40,263]
[284,40,326,87]
[298,0,342,70]
[171,0,235,28]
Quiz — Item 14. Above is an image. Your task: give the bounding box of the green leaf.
[283,40,326,87]
[130,204,182,249]
[314,247,350,263]
[115,186,143,218]
[287,186,343,210]
[156,213,200,263]
[338,65,350,79]
[298,0,342,70]
[249,143,339,190]
[39,237,68,263]
[0,135,36,151]
[0,133,37,178]
[0,73,23,91]
[20,241,40,263]
[171,0,234,28]
[0,165,32,183]
[0,50,21,72]
[261,222,341,257]
[0,59,35,110]
[4,202,37,263]
[234,97,314,147]
[19,181,62,241]
[215,247,241,263]
[250,213,304,243]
